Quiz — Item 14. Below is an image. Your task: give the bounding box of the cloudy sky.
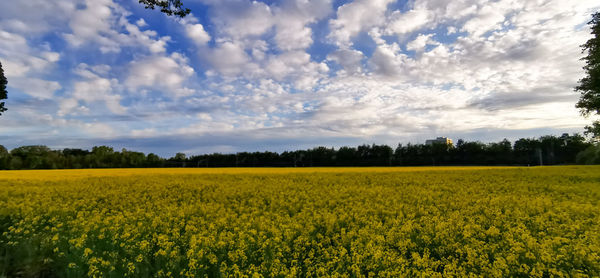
[0,0,598,156]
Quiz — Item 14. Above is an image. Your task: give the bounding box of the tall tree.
[139,0,190,17]
[0,60,7,116]
[576,12,600,137]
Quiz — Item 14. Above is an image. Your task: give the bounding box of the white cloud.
[0,0,75,34]
[0,30,28,56]
[2,0,600,150]
[272,0,333,51]
[273,24,313,51]
[385,8,433,37]
[267,51,326,79]
[180,14,211,46]
[185,23,211,45]
[136,18,148,27]
[126,53,195,97]
[58,98,82,117]
[54,64,127,116]
[369,43,406,77]
[0,29,62,101]
[359,0,599,101]
[204,0,274,39]
[461,1,512,37]
[447,26,457,35]
[327,49,366,75]
[72,77,126,114]
[186,0,335,90]
[406,33,439,52]
[9,78,61,99]
[131,128,158,138]
[63,0,170,53]
[82,122,117,138]
[203,41,251,76]
[329,0,395,46]
[0,31,61,78]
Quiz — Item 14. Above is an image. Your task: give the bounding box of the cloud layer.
[0,0,598,156]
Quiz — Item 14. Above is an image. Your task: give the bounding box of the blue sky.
[0,0,599,156]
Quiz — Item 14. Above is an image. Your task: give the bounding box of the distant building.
[425,137,453,146]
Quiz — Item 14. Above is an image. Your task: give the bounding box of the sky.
[0,0,599,156]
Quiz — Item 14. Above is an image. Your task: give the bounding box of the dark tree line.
[0,146,163,170]
[0,133,597,170]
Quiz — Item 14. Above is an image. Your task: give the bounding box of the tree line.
[0,133,598,170]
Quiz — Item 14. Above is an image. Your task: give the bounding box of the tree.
[0,145,9,169]
[576,144,600,164]
[173,152,186,161]
[337,146,358,166]
[514,138,540,165]
[0,60,7,116]
[146,153,163,167]
[576,12,600,137]
[10,145,54,169]
[91,146,116,168]
[139,0,190,18]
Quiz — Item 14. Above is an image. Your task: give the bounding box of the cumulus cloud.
[204,0,274,39]
[1,0,599,152]
[126,53,195,97]
[0,29,62,100]
[9,78,62,100]
[55,63,127,116]
[369,43,406,77]
[329,0,394,47]
[265,51,329,89]
[0,31,60,79]
[136,18,148,27]
[185,23,211,45]
[460,2,512,37]
[0,0,75,34]
[272,0,333,51]
[71,77,126,115]
[385,8,433,37]
[180,14,211,46]
[63,0,170,53]
[203,41,252,76]
[196,0,333,84]
[406,33,439,52]
[327,49,366,75]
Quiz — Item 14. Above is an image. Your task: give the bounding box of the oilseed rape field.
[1,167,599,277]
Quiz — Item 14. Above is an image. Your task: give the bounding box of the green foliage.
[584,121,600,137]
[10,145,58,169]
[0,145,166,170]
[0,60,7,115]
[138,0,190,18]
[576,12,600,136]
[1,167,599,276]
[173,152,186,161]
[0,134,593,170]
[0,145,8,169]
[576,144,600,164]
[146,153,162,167]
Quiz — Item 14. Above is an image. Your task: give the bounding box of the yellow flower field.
[1,166,599,277]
